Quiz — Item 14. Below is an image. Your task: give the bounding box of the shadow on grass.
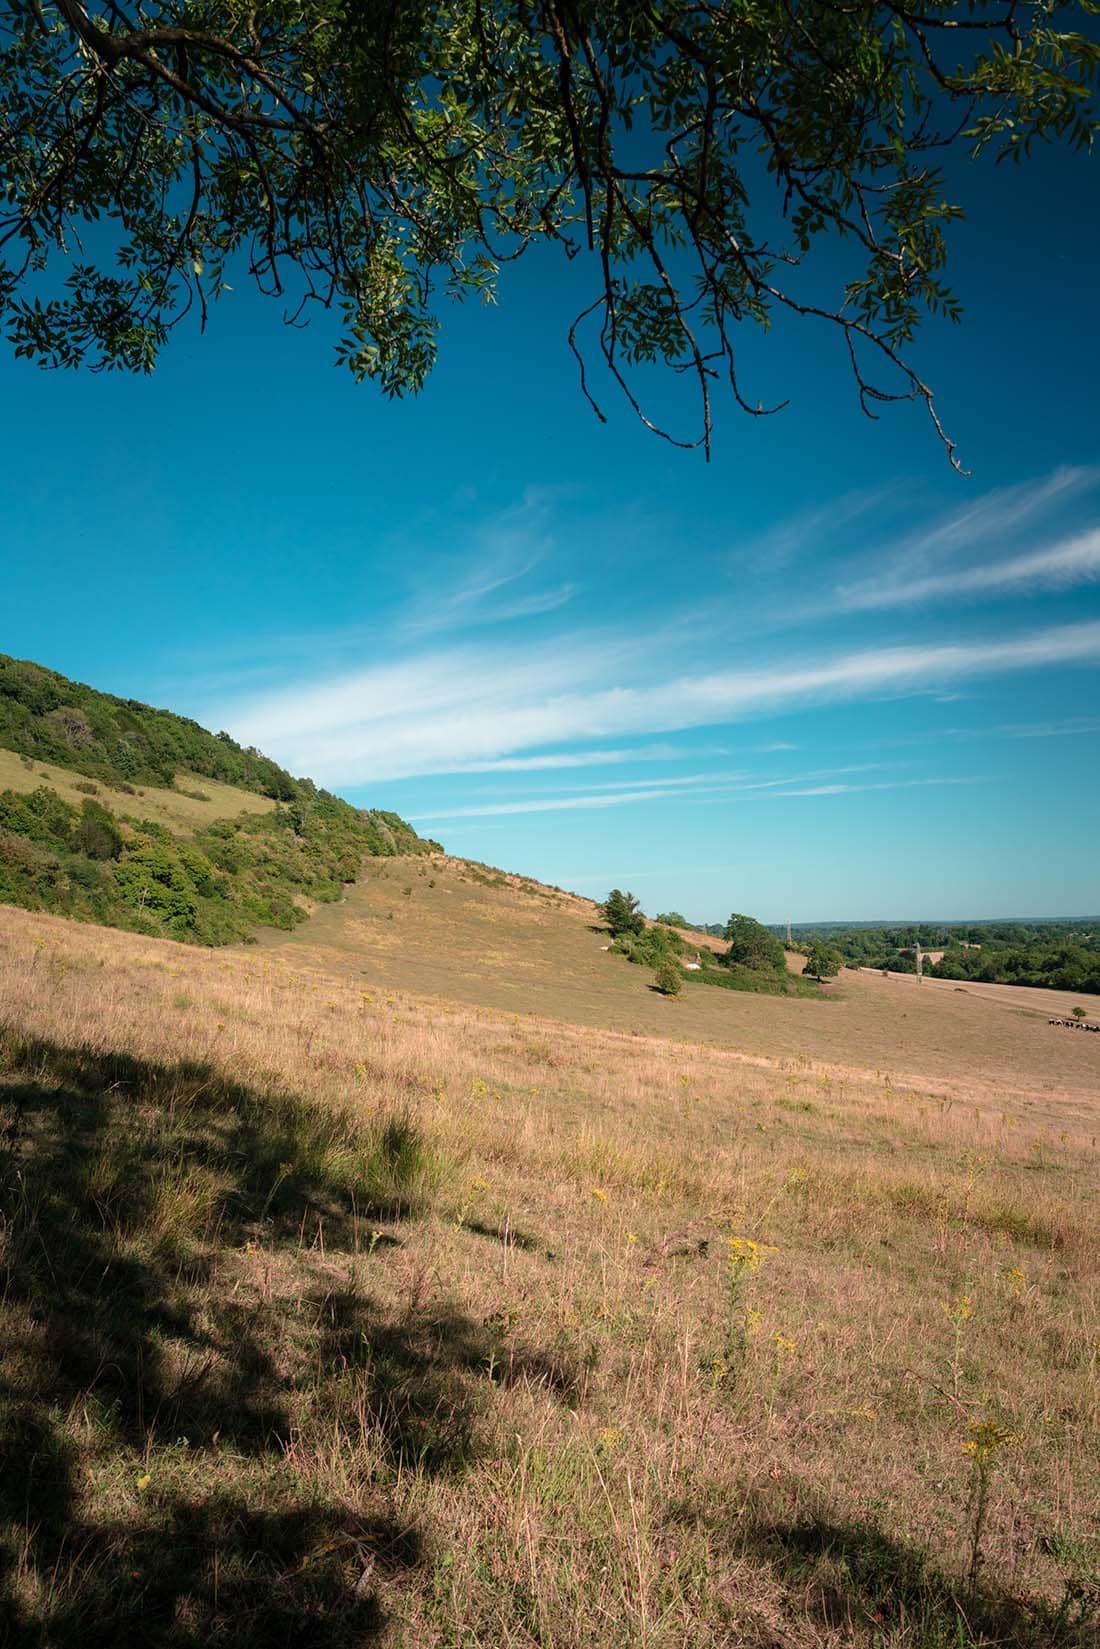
[727,1514,1095,1648]
[0,1028,476,1647]
[462,1217,542,1253]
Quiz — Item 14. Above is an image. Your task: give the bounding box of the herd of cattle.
[1048,1018,1099,1031]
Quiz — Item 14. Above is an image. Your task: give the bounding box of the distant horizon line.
[754,913,1100,930]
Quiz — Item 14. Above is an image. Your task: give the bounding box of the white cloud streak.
[838,526,1100,612]
[439,742,706,774]
[884,465,1098,566]
[398,488,578,638]
[410,774,980,820]
[218,619,1100,784]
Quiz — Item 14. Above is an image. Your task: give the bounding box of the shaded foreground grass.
[1,904,1098,1647]
[0,1033,453,1645]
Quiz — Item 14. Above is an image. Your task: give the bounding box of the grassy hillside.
[0,653,435,945]
[1,903,1096,1648]
[248,856,1100,1095]
[0,745,279,834]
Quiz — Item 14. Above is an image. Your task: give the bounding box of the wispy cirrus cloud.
[837,525,1100,612]
[942,716,1100,741]
[826,466,1100,615]
[410,772,980,820]
[884,465,1098,566]
[399,487,578,638]
[216,618,1100,785]
[441,741,709,774]
[731,484,898,569]
[770,777,983,799]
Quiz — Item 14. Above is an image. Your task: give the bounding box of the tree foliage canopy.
[601,886,645,937]
[3,2,1097,457]
[723,911,786,972]
[805,941,841,981]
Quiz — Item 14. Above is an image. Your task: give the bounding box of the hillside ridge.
[0,652,436,946]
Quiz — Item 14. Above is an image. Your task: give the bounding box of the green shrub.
[722,913,787,973]
[614,924,684,968]
[806,942,841,981]
[72,799,123,861]
[655,959,683,997]
[113,840,199,928]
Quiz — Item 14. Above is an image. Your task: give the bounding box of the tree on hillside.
[723,913,786,974]
[654,959,683,998]
[3,4,1096,459]
[601,888,645,939]
[654,912,689,929]
[806,943,841,983]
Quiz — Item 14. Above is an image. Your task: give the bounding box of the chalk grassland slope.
[254,855,1100,1105]
[0,903,1097,1648]
[0,654,434,945]
[0,745,277,834]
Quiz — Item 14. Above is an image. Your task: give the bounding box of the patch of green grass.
[686,960,825,999]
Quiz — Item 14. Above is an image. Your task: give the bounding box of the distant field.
[0,744,276,833]
[253,855,1100,1110]
[861,965,1100,1019]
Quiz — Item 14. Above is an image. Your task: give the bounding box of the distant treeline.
[0,653,436,945]
[778,919,1100,997]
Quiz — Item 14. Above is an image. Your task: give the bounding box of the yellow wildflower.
[961,1419,1018,1462]
[591,1187,608,1202]
[728,1237,777,1271]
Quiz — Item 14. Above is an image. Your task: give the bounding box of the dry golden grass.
[1,897,1098,1648]
[0,744,276,834]
[256,854,1100,1108]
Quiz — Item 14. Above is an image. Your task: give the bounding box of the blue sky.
[2,139,1098,924]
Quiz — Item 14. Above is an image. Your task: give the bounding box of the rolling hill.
[0,652,435,945]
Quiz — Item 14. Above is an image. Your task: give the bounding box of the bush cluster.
[0,784,433,947]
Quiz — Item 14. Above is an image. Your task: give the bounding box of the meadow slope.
[0,887,1097,1649]
[0,746,278,835]
[255,855,1100,1110]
